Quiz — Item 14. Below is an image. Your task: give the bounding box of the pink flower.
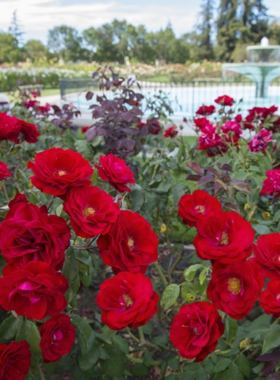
[215,95,234,106]
[164,126,178,138]
[248,128,272,153]
[221,120,242,143]
[198,124,225,156]
[260,169,280,197]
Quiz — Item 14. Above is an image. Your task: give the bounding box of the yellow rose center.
[228,278,242,295]
[193,327,200,335]
[128,237,134,250]
[220,231,229,245]
[123,294,133,307]
[58,170,67,176]
[83,206,95,218]
[195,205,205,214]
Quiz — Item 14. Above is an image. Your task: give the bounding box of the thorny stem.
[154,261,168,287]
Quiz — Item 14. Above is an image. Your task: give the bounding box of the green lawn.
[4,88,60,101]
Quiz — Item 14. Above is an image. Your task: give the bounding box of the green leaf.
[156,182,171,194]
[100,343,126,377]
[199,267,208,285]
[78,341,99,371]
[112,335,129,354]
[236,354,251,378]
[130,189,145,212]
[131,364,150,377]
[183,264,204,281]
[0,315,22,342]
[160,284,180,310]
[262,325,280,353]
[226,316,238,344]
[228,363,244,380]
[196,367,207,380]
[15,319,41,370]
[214,358,232,373]
[181,282,196,302]
[71,315,95,354]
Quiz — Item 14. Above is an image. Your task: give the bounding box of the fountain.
[222,38,280,98]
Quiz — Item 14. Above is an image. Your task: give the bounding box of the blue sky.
[0,0,279,43]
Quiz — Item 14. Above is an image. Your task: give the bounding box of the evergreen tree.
[8,10,24,46]
[239,0,269,43]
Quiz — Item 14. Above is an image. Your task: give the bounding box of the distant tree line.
[1,3,280,65]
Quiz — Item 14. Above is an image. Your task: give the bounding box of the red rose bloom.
[39,314,75,363]
[97,210,158,274]
[235,114,242,123]
[260,169,280,197]
[0,261,68,320]
[0,161,11,181]
[24,100,38,109]
[253,233,280,280]
[18,119,40,143]
[146,118,161,135]
[63,186,120,238]
[221,120,242,144]
[164,126,178,138]
[248,106,278,119]
[207,261,264,319]
[95,154,136,193]
[248,128,272,153]
[198,124,226,156]
[0,198,70,271]
[194,117,209,129]
[0,341,31,380]
[194,211,255,263]
[170,302,224,362]
[260,281,280,318]
[37,103,51,114]
[96,272,159,330]
[196,105,216,116]
[8,193,27,208]
[27,147,94,197]
[81,126,89,134]
[0,112,21,143]
[178,190,222,227]
[215,95,234,106]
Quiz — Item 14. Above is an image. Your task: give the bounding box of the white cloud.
[0,0,197,43]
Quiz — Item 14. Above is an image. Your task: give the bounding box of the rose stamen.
[195,205,205,214]
[128,237,134,250]
[58,170,67,176]
[220,231,229,245]
[123,294,133,307]
[228,278,242,295]
[83,206,95,218]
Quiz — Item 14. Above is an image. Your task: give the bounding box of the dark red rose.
[18,119,40,143]
[96,271,159,330]
[183,117,187,122]
[194,211,255,263]
[0,261,68,320]
[248,128,272,153]
[260,169,280,197]
[0,198,70,271]
[170,302,224,362]
[178,190,222,227]
[37,103,51,114]
[136,122,146,129]
[260,281,280,318]
[30,91,38,98]
[164,126,178,138]
[27,147,94,197]
[198,124,226,156]
[221,120,242,144]
[39,314,75,363]
[207,261,264,319]
[8,193,28,208]
[235,114,242,123]
[248,106,278,119]
[0,161,11,181]
[81,126,89,134]
[24,100,38,109]
[146,118,161,135]
[0,112,21,143]
[243,114,255,130]
[97,210,158,274]
[253,233,280,280]
[194,117,209,129]
[95,153,135,193]
[196,105,215,116]
[0,341,31,380]
[63,186,120,238]
[215,95,234,106]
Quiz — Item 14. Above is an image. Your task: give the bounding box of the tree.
[0,33,22,63]
[24,40,48,62]
[239,0,269,44]
[8,10,24,46]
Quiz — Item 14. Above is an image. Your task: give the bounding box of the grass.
[3,88,60,102]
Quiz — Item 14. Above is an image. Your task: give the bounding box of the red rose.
[260,169,280,197]
[39,314,75,363]
[253,233,280,280]
[198,124,226,156]
[207,261,264,319]
[27,147,94,197]
[235,114,242,123]
[146,118,161,135]
[164,126,178,138]
[249,106,278,119]
[221,120,242,144]
[194,211,255,263]
[214,95,234,106]
[95,153,135,193]
[97,210,158,274]
[170,302,224,362]
[96,272,159,330]
[0,112,21,143]
[260,281,280,318]
[196,105,215,116]
[0,160,11,181]
[0,341,31,380]
[0,261,68,320]
[18,119,40,144]
[0,198,70,271]
[37,103,51,114]
[248,128,272,153]
[8,193,28,208]
[81,126,89,134]
[194,117,209,129]
[63,186,120,238]
[24,100,38,109]
[178,190,222,227]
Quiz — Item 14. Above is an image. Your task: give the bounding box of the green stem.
[138,327,145,341]
[38,365,46,380]
[2,182,9,203]
[154,261,168,287]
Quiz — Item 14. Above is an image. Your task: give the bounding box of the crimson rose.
[63,186,120,238]
[0,261,68,320]
[0,196,70,271]
[97,210,158,274]
[95,153,135,193]
[207,261,264,319]
[215,95,234,106]
[170,302,224,362]
[260,169,280,197]
[27,147,94,197]
[40,314,76,363]
[253,233,280,280]
[178,190,222,227]
[194,210,255,263]
[164,126,178,138]
[0,161,11,181]
[96,272,159,330]
[196,105,215,116]
[0,341,31,380]
[260,281,280,318]
[18,119,40,143]
[0,112,21,143]
[194,117,209,129]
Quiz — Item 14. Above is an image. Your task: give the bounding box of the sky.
[0,0,280,44]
